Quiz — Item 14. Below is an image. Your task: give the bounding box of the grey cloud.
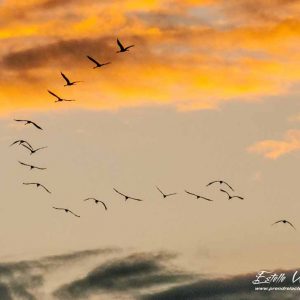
[1,34,145,72]
[0,283,12,300]
[141,269,300,300]
[53,252,193,299]
[1,37,114,70]
[0,247,117,300]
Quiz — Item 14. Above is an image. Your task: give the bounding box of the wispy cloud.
[141,270,297,300]
[53,252,192,299]
[248,129,300,159]
[0,248,118,300]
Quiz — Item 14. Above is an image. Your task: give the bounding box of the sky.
[0,0,300,299]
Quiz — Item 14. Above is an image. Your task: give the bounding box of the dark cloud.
[1,34,145,72]
[41,247,118,268]
[53,252,193,299]
[141,269,300,300]
[1,37,114,71]
[0,247,117,300]
[1,249,300,300]
[0,283,12,300]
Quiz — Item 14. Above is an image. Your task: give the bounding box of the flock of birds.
[47,38,134,103]
[9,38,296,230]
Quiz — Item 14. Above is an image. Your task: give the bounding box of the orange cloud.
[248,130,300,159]
[1,0,300,115]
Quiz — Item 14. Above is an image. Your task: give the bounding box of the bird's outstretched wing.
[84,197,95,201]
[232,196,244,200]
[19,161,30,167]
[21,143,33,153]
[10,140,21,147]
[69,210,80,217]
[48,90,60,99]
[35,146,48,152]
[53,207,64,211]
[99,201,107,210]
[113,188,126,197]
[166,193,177,197]
[199,196,214,202]
[206,181,218,186]
[286,221,296,230]
[156,186,164,196]
[220,189,231,198]
[40,184,51,194]
[125,45,134,50]
[61,72,71,84]
[87,55,100,65]
[30,121,43,130]
[223,181,234,191]
[36,166,47,170]
[117,38,125,50]
[128,196,143,202]
[185,190,198,197]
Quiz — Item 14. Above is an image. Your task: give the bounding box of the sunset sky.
[0,0,300,299]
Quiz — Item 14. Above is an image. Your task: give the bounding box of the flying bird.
[113,188,143,201]
[21,144,47,155]
[48,90,75,102]
[207,180,234,191]
[272,220,296,230]
[23,182,51,194]
[185,190,214,201]
[84,198,107,210]
[10,140,33,149]
[14,119,42,130]
[53,207,80,218]
[18,161,46,170]
[87,56,110,69]
[156,186,177,198]
[61,72,82,86]
[220,189,244,200]
[116,38,134,53]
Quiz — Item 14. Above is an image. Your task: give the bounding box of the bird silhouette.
[61,72,82,86]
[87,56,110,69]
[207,180,234,191]
[53,207,80,217]
[185,190,214,201]
[23,182,51,194]
[84,198,107,210]
[10,140,33,149]
[113,188,143,201]
[48,90,75,102]
[18,161,46,170]
[116,38,134,53]
[21,144,47,155]
[272,220,296,230]
[156,186,177,198]
[220,189,243,200]
[14,119,42,130]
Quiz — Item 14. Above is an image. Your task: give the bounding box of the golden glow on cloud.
[0,0,300,115]
[248,130,300,159]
